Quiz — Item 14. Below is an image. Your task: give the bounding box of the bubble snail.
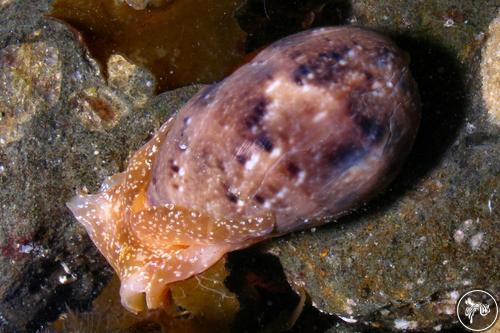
[67,26,420,313]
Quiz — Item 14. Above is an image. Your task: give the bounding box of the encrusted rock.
[481,11,500,125]
[107,54,155,107]
[0,42,61,145]
[70,85,131,132]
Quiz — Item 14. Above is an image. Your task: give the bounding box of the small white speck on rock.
[453,229,465,243]
[338,315,357,323]
[394,319,418,330]
[444,18,455,27]
[469,232,484,250]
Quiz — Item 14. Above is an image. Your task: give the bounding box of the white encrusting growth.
[313,111,327,123]
[301,84,313,92]
[265,79,282,94]
[295,170,307,186]
[244,153,260,170]
[276,187,289,199]
[270,147,282,158]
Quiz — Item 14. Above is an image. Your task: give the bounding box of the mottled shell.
[68,26,420,313]
[148,26,420,232]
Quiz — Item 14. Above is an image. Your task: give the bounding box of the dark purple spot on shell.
[328,143,368,173]
[169,160,179,173]
[216,159,225,172]
[236,154,247,165]
[256,133,273,152]
[226,192,238,203]
[352,114,385,143]
[318,50,342,62]
[375,47,395,68]
[293,64,312,85]
[292,48,350,86]
[245,99,267,129]
[286,162,300,178]
[253,194,265,204]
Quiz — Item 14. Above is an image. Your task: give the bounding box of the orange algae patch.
[49,0,247,93]
[50,260,238,332]
[164,259,239,332]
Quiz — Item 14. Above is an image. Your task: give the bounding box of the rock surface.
[0,0,498,332]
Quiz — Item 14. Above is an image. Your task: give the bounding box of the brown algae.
[50,0,246,93]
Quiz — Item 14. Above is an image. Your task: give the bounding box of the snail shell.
[68,26,420,312]
[148,26,420,231]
